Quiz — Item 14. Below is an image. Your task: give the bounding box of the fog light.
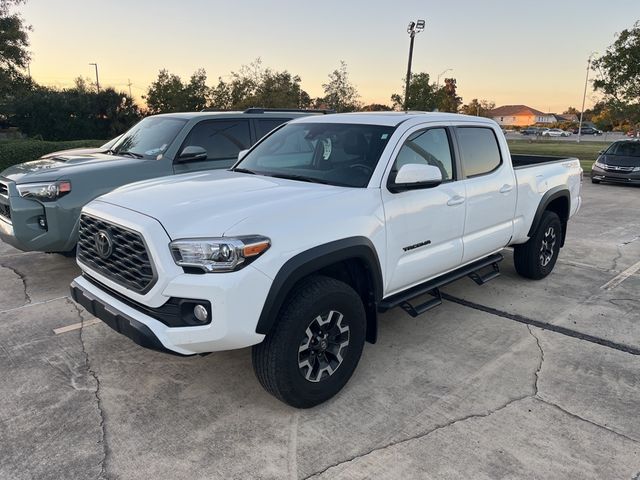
[193,304,209,323]
[38,216,47,229]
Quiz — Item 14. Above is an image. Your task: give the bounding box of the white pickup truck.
[70,112,582,408]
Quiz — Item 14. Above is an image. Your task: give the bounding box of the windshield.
[605,141,640,157]
[100,135,122,150]
[111,117,187,159]
[234,123,395,187]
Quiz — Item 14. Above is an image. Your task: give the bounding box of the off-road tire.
[514,211,562,280]
[252,275,366,408]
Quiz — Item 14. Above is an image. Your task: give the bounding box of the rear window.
[456,127,502,177]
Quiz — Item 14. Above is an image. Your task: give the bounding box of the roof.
[152,110,317,120]
[489,105,547,117]
[291,111,493,127]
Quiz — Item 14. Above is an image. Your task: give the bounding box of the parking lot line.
[53,318,101,335]
[600,259,640,291]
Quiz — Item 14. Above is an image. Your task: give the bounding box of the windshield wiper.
[232,167,257,174]
[117,151,144,159]
[266,172,333,185]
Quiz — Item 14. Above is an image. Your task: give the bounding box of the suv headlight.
[17,181,71,201]
[170,236,270,272]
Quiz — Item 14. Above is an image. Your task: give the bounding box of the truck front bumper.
[70,266,272,356]
[0,180,79,252]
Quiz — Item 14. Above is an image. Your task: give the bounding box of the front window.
[605,142,640,157]
[234,123,395,187]
[111,116,187,159]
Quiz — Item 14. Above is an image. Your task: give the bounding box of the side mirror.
[238,149,249,161]
[177,145,207,162]
[390,164,443,192]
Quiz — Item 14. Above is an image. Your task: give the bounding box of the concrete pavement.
[0,182,638,479]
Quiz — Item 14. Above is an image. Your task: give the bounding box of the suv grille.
[77,214,156,293]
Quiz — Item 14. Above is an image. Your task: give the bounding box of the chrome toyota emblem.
[94,230,113,259]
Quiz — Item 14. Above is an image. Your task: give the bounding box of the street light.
[404,19,426,111]
[577,52,597,143]
[89,63,100,93]
[436,68,452,88]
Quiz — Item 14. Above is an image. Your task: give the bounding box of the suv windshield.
[234,123,395,187]
[111,117,187,159]
[605,141,640,157]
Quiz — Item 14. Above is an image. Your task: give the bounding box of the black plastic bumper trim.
[70,280,191,356]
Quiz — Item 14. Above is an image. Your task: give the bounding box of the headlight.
[170,236,270,272]
[16,181,71,201]
[594,160,606,170]
[633,166,640,172]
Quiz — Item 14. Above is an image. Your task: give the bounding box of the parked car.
[542,128,571,137]
[0,109,323,254]
[70,112,583,408]
[591,140,640,184]
[521,127,544,136]
[572,126,602,135]
[625,130,640,138]
[39,135,122,160]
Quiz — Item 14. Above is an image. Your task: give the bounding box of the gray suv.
[0,109,323,253]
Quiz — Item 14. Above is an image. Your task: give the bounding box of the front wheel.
[252,275,366,408]
[514,211,562,280]
[591,179,601,184]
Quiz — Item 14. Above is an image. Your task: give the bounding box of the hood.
[40,147,105,159]
[95,170,346,239]
[600,154,640,168]
[1,153,138,183]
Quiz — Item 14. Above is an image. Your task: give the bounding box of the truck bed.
[511,154,572,169]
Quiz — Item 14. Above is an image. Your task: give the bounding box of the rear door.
[382,125,466,295]
[454,125,517,263]
[174,119,252,173]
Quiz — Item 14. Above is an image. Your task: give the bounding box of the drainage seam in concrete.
[441,293,640,356]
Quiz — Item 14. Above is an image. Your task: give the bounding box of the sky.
[19,0,640,112]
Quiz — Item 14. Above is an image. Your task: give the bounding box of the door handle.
[499,184,514,194]
[447,195,465,206]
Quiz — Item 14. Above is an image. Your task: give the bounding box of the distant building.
[489,105,556,126]
[554,113,579,123]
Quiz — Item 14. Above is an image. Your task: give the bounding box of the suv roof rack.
[243,108,336,114]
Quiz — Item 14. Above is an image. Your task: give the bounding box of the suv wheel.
[252,275,366,408]
[514,211,562,280]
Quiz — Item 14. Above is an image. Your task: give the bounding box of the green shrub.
[0,139,105,172]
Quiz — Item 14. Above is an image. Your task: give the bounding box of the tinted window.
[457,127,502,177]
[605,141,640,157]
[113,117,187,159]
[255,118,290,139]
[392,128,454,181]
[234,123,395,188]
[182,120,251,161]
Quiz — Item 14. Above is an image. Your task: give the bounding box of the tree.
[361,103,392,111]
[563,106,580,115]
[460,98,495,117]
[321,61,361,112]
[592,21,640,105]
[144,69,188,114]
[0,0,31,106]
[391,72,439,111]
[438,78,462,113]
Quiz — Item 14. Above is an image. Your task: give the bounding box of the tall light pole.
[577,52,597,143]
[436,68,452,88]
[89,63,100,93]
[404,19,425,111]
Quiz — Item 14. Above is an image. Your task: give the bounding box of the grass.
[0,139,106,172]
[507,139,612,173]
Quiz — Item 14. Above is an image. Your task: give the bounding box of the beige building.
[490,105,556,127]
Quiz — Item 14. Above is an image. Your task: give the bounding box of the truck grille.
[77,214,156,294]
[0,182,8,197]
[0,202,10,220]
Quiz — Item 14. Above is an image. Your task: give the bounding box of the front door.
[174,119,252,173]
[382,126,466,296]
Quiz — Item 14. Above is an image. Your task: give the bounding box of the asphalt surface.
[0,181,639,479]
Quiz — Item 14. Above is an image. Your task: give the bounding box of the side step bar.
[378,253,503,318]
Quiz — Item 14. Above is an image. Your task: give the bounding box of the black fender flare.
[527,186,571,246]
[255,237,383,341]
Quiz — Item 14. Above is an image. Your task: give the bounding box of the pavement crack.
[534,397,640,444]
[526,325,544,397]
[287,411,300,480]
[70,300,110,480]
[611,246,623,271]
[0,261,31,305]
[303,394,531,479]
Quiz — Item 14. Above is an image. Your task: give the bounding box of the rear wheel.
[514,211,562,280]
[252,275,366,408]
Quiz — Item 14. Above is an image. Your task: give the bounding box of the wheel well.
[545,196,569,246]
[314,258,378,344]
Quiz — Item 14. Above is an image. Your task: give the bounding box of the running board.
[378,253,503,318]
